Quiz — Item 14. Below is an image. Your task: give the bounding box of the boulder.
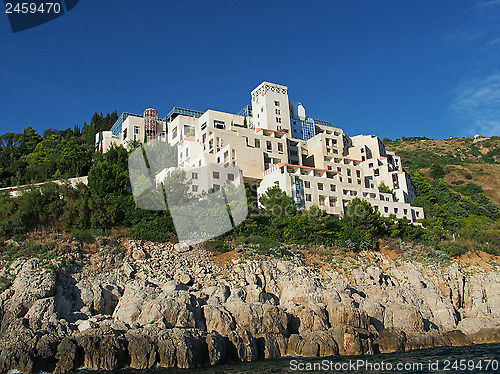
[373,328,406,354]
[224,301,288,335]
[285,331,338,357]
[330,325,371,356]
[383,303,425,332]
[289,304,329,334]
[125,330,157,369]
[228,329,258,362]
[404,331,449,351]
[137,290,204,329]
[456,318,499,336]
[203,303,236,336]
[112,280,161,323]
[255,334,287,359]
[206,332,227,365]
[54,339,79,374]
[468,328,500,345]
[75,327,127,371]
[326,300,370,329]
[174,242,191,253]
[123,262,136,278]
[442,330,471,347]
[157,331,177,368]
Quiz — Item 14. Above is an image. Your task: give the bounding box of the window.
[347,169,352,176]
[274,101,280,106]
[214,120,225,129]
[192,172,198,180]
[192,185,198,192]
[184,125,194,135]
[404,209,408,215]
[228,173,234,181]
[330,184,336,192]
[180,152,183,159]
[394,208,398,214]
[134,126,140,134]
[185,148,189,157]
[213,184,220,191]
[304,181,311,188]
[357,179,361,184]
[213,171,220,179]
[306,194,312,201]
[201,122,207,131]
[267,141,272,151]
[275,109,281,115]
[384,207,389,213]
[356,170,361,177]
[337,167,342,173]
[368,163,373,168]
[123,128,128,140]
[172,127,178,139]
[278,143,283,152]
[318,183,324,191]
[348,178,352,184]
[255,139,260,148]
[374,169,380,177]
[362,156,365,161]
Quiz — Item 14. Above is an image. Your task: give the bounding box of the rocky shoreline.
[0,236,499,373]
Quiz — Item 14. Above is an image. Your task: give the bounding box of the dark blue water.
[83,343,500,374]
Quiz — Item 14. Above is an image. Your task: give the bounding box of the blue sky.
[1,0,500,139]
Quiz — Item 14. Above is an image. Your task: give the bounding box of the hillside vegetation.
[385,136,500,256]
[385,136,500,204]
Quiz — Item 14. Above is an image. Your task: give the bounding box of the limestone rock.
[54,339,79,374]
[255,334,288,359]
[203,303,236,336]
[126,330,157,369]
[442,330,471,347]
[75,328,127,371]
[457,317,499,336]
[206,331,227,365]
[228,329,258,362]
[374,328,407,353]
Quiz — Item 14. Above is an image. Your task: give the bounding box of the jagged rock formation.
[0,238,499,372]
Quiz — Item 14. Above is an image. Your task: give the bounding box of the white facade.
[96,81,424,223]
[95,111,166,153]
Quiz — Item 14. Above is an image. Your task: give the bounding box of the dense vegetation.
[0,112,117,187]
[0,119,498,258]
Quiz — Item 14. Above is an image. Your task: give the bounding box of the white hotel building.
[96,82,424,222]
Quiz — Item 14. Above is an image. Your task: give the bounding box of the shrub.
[430,164,445,179]
[129,223,173,242]
[465,173,473,180]
[451,180,465,185]
[205,238,232,253]
[72,229,95,243]
[441,243,467,257]
[245,235,281,252]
